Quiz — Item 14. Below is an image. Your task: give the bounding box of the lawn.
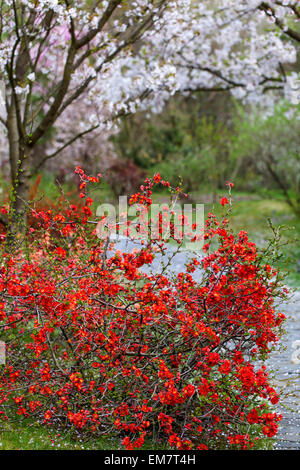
[0,419,121,450]
[0,419,273,451]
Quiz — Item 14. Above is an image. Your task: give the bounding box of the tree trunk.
[6,101,32,245]
[266,156,300,218]
[10,150,31,231]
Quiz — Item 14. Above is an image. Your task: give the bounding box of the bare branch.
[259,2,300,42]
[75,0,122,49]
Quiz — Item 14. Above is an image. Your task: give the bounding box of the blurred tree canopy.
[111,92,236,199]
[230,103,300,216]
[111,94,300,213]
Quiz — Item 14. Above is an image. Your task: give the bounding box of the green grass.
[0,418,273,451]
[0,418,172,451]
[0,418,133,450]
[0,420,113,450]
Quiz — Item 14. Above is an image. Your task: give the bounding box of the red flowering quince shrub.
[0,168,287,450]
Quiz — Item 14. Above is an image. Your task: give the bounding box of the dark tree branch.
[29,43,77,146]
[259,2,300,42]
[265,154,299,215]
[75,0,122,49]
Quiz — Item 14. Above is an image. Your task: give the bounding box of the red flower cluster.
[0,170,287,450]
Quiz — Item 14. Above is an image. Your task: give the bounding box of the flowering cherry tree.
[156,0,300,109]
[0,0,299,234]
[0,0,180,233]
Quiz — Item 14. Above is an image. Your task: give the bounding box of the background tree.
[0,0,178,234]
[156,0,300,103]
[229,102,300,216]
[112,92,236,200]
[0,0,299,236]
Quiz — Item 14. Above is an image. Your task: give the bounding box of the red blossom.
[220,196,229,206]
[0,172,286,450]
